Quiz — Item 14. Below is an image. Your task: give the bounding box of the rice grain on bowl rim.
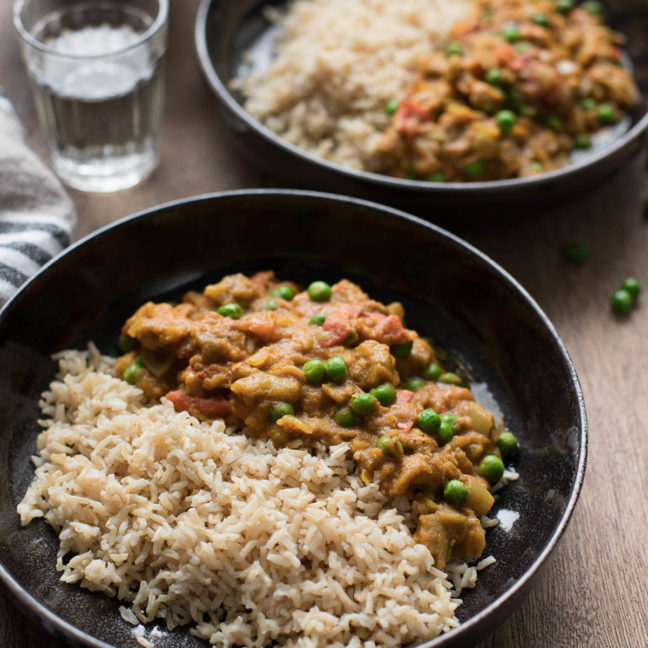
[238,0,475,171]
[17,344,512,647]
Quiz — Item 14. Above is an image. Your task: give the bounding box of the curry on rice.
[241,0,638,182]
[117,272,516,568]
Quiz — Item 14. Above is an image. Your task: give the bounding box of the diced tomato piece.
[394,99,432,136]
[322,315,352,347]
[396,420,414,433]
[250,271,274,290]
[396,389,414,405]
[166,390,230,418]
[509,54,532,72]
[242,313,280,342]
[378,314,410,345]
[494,45,516,64]
[357,311,411,345]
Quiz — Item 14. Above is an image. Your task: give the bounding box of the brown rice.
[239,0,474,171]
[18,344,495,647]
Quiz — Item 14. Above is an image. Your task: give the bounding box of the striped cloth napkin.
[0,89,75,307]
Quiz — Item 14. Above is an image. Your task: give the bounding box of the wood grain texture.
[1,1,647,647]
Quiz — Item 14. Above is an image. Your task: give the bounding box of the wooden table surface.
[1,2,647,647]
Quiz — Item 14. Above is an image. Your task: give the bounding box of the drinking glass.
[14,0,169,193]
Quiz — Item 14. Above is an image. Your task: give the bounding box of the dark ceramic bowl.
[195,0,648,220]
[0,190,586,647]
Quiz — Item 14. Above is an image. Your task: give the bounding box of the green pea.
[303,359,326,384]
[439,372,462,385]
[325,356,348,382]
[438,421,454,444]
[444,479,469,507]
[386,99,399,116]
[502,26,521,43]
[272,285,295,301]
[566,242,589,265]
[621,277,641,299]
[377,434,403,458]
[484,67,502,85]
[582,0,604,13]
[334,406,355,427]
[574,134,592,149]
[405,377,426,391]
[391,341,413,357]
[556,0,574,14]
[422,362,442,381]
[497,431,519,458]
[463,159,484,178]
[611,289,633,314]
[370,382,397,406]
[349,392,377,417]
[427,172,447,182]
[265,299,277,311]
[218,303,243,319]
[123,356,144,384]
[270,402,294,422]
[405,171,419,180]
[441,414,459,430]
[309,313,327,326]
[546,115,564,131]
[580,97,597,111]
[445,42,464,57]
[532,12,550,26]
[417,408,441,434]
[496,110,516,134]
[529,161,544,172]
[478,454,505,483]
[308,281,332,302]
[597,104,616,124]
[118,333,139,353]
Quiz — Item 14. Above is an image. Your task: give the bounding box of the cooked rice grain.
[240,0,474,170]
[19,347,468,647]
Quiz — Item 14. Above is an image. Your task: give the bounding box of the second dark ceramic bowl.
[0,190,586,647]
[195,0,648,221]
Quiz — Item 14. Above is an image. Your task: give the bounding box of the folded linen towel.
[0,89,76,307]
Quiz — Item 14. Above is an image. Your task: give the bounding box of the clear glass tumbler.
[14,0,168,193]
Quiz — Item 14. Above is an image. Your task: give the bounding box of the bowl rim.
[0,189,588,647]
[194,0,648,195]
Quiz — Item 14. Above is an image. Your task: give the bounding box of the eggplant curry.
[117,272,518,568]
[377,0,637,181]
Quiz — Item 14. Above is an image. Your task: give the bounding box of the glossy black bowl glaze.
[0,190,586,647]
[195,0,648,221]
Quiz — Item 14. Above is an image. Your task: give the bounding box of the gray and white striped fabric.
[0,89,75,307]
